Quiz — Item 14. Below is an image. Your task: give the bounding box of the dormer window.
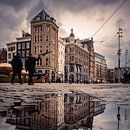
[36,16,41,21]
[45,15,50,20]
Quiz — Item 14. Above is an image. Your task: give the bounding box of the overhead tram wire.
[92,0,127,38]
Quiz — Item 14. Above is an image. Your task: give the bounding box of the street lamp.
[125,49,128,68]
[117,106,121,130]
[117,28,123,82]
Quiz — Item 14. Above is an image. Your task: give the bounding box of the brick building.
[64,29,90,83]
[81,38,95,82]
[31,9,59,82]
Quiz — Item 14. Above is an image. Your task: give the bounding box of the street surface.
[0,83,130,130]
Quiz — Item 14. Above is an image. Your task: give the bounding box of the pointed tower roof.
[31,9,49,23]
[69,29,75,37]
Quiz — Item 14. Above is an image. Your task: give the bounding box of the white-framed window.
[26,42,30,48]
[40,35,42,42]
[8,53,11,59]
[22,43,25,49]
[37,35,40,42]
[40,46,42,53]
[18,44,21,50]
[34,25,42,32]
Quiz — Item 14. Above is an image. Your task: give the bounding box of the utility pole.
[117,28,123,82]
[125,49,128,68]
[117,106,121,130]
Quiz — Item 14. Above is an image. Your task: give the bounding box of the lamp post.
[117,106,121,130]
[117,28,123,82]
[125,49,128,68]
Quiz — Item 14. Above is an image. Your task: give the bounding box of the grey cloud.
[0,0,33,11]
[0,0,35,47]
[0,0,129,68]
[40,0,121,13]
[27,0,46,22]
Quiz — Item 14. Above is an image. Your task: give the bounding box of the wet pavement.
[0,83,130,130]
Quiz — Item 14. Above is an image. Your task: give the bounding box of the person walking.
[25,54,41,85]
[25,51,52,85]
[11,53,23,84]
[123,71,128,84]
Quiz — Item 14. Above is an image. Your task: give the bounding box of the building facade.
[81,38,95,82]
[107,68,115,83]
[58,38,65,82]
[31,9,58,82]
[32,92,64,130]
[16,31,31,68]
[64,29,89,83]
[94,52,107,83]
[64,90,94,129]
[6,42,17,63]
[0,48,7,63]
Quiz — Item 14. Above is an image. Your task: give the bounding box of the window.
[46,26,49,32]
[39,26,42,31]
[26,50,30,57]
[40,46,42,53]
[40,35,42,42]
[22,43,25,49]
[34,26,42,32]
[37,35,40,42]
[37,46,39,53]
[46,36,49,41]
[34,46,37,53]
[36,16,41,21]
[46,46,49,52]
[34,36,37,42]
[36,60,39,66]
[69,66,74,72]
[8,48,10,51]
[70,56,74,62]
[40,58,42,65]
[46,58,49,66]
[26,42,30,48]
[13,52,15,57]
[18,44,21,50]
[65,48,67,53]
[8,53,11,59]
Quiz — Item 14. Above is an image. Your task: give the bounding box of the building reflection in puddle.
[6,89,106,130]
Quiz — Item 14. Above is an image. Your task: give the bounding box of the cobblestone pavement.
[0,83,130,130]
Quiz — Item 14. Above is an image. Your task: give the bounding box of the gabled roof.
[31,9,49,23]
[31,9,58,28]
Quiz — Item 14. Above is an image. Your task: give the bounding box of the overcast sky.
[0,0,130,68]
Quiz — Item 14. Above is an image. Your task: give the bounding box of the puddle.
[0,83,130,130]
[0,89,105,130]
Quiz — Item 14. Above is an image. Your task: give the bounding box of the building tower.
[31,9,59,82]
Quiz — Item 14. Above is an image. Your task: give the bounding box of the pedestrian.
[128,72,130,83]
[123,71,128,84]
[25,51,52,85]
[25,54,41,85]
[11,53,23,84]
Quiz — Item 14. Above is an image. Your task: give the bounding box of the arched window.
[69,66,74,72]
